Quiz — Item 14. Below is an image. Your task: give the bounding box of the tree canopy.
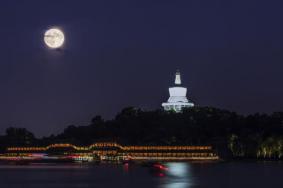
[1,107,283,159]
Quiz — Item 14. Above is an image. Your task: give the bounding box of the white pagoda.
[162,70,194,112]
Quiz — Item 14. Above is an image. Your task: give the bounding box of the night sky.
[0,0,283,136]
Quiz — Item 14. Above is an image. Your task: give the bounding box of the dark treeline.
[0,107,283,160]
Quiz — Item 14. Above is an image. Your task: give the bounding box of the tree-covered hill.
[1,107,283,159]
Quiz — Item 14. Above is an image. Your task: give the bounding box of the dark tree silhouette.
[1,107,283,159]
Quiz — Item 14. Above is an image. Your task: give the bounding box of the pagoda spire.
[175,70,181,85]
[162,70,194,112]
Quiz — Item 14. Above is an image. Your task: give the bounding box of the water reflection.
[0,162,282,188]
[159,162,194,188]
[123,162,129,172]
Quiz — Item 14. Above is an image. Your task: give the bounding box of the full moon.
[44,28,65,49]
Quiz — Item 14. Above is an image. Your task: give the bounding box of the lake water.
[0,162,282,188]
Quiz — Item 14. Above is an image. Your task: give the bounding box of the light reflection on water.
[0,162,282,188]
[159,162,194,188]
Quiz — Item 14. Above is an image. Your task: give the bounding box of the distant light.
[44,28,65,49]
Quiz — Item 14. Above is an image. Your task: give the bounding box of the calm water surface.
[0,162,282,188]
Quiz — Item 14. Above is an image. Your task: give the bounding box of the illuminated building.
[162,70,194,112]
[1,142,219,162]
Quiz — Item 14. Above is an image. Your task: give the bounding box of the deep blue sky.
[0,0,283,136]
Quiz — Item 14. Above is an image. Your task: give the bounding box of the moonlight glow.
[44,28,65,49]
